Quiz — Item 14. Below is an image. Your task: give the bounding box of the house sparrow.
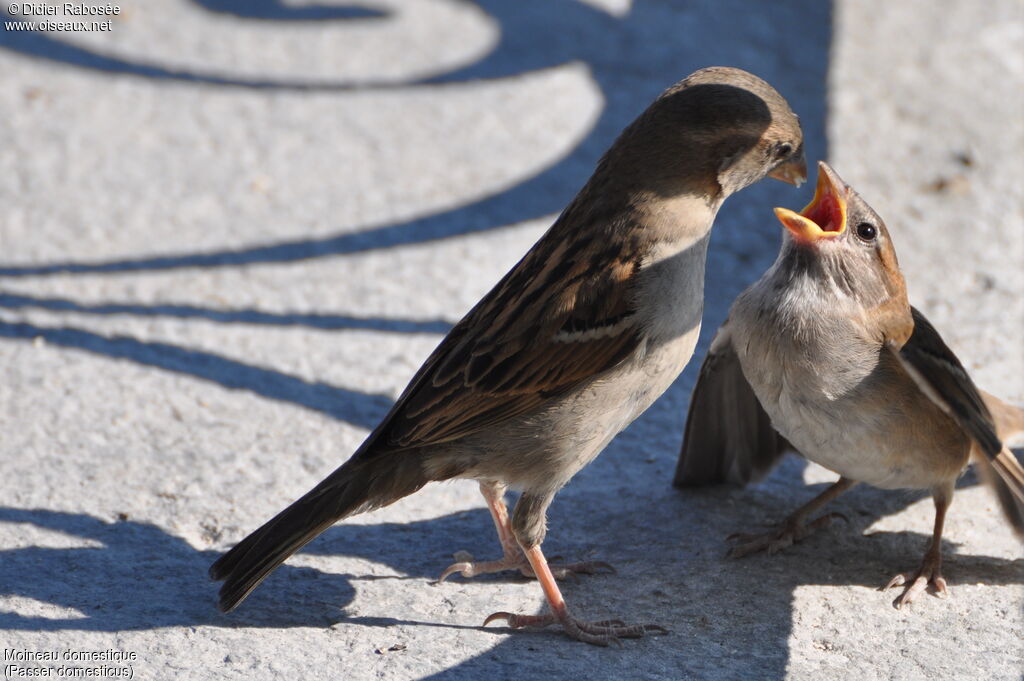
[674,161,1024,608]
[210,66,806,645]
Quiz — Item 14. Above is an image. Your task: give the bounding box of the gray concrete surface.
[0,1,1021,679]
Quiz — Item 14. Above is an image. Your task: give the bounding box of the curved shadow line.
[0,0,834,281]
[0,136,596,276]
[0,17,425,91]
[0,2,618,278]
[0,291,453,334]
[1,1,606,91]
[0,318,393,429]
[190,0,387,22]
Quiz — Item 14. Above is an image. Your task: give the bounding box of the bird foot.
[483,609,666,647]
[884,553,947,609]
[436,550,614,583]
[726,512,847,558]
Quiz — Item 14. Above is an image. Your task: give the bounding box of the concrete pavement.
[1,1,1021,679]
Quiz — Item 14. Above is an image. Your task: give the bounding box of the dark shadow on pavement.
[1,447,1020,680]
[0,291,452,335]
[0,318,393,430]
[0,0,829,279]
[191,0,386,22]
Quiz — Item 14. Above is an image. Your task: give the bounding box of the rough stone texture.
[0,1,1020,680]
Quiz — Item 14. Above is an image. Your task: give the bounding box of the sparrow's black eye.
[773,143,793,160]
[855,222,877,241]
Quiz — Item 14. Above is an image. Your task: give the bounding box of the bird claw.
[483,610,666,646]
[884,573,906,590]
[483,611,518,627]
[726,511,844,558]
[435,561,475,583]
[435,553,534,583]
[883,558,947,609]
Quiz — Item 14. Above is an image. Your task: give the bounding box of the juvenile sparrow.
[210,66,806,645]
[674,162,1024,608]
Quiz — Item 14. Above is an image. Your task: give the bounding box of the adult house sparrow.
[210,67,806,645]
[674,162,1024,608]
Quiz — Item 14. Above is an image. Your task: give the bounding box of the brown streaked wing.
[370,227,645,451]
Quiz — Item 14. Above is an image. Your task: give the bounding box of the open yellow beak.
[767,152,808,187]
[773,161,848,243]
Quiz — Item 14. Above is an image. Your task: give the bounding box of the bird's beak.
[773,161,848,244]
[767,152,808,187]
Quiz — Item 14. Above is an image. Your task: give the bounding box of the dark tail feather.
[973,393,1024,540]
[209,454,428,612]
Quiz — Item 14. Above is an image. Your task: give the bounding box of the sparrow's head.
[611,66,806,200]
[772,162,908,327]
